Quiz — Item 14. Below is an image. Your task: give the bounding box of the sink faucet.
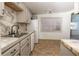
[10,25,19,36]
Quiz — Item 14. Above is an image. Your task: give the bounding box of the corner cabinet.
[0,3,4,16]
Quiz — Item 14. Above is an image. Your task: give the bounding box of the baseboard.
[39,39,60,40]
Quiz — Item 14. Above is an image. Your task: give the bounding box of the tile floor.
[31,39,61,56]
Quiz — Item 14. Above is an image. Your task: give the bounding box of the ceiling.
[25,2,74,14]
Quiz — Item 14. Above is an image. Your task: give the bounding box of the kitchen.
[0,2,79,56]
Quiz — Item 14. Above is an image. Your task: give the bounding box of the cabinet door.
[16,3,31,23]
[0,2,4,16]
[27,36,31,54]
[26,8,32,23]
[16,3,27,23]
[31,33,35,51]
[20,36,31,56]
[21,42,30,56]
[21,44,27,56]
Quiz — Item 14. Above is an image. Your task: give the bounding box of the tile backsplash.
[0,6,17,36]
[17,23,27,33]
[0,22,10,36]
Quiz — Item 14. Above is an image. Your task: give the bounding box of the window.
[40,17,62,32]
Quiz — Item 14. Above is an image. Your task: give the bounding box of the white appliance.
[31,19,39,43]
[30,19,38,51]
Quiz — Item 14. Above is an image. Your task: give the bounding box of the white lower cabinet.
[20,42,30,56]
[2,34,32,56]
[20,43,28,56]
[20,36,31,56]
[2,43,20,56]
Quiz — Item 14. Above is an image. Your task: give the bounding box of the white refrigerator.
[31,19,39,43]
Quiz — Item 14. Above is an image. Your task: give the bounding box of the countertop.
[61,39,79,56]
[0,31,35,54]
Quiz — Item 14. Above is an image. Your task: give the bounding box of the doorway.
[70,13,79,39]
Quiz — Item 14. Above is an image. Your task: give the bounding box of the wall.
[0,6,17,36]
[36,11,74,40]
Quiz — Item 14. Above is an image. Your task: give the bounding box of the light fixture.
[48,10,53,14]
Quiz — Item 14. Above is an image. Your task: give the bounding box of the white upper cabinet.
[16,3,27,23]
[0,2,32,23]
[0,2,4,16]
[0,2,23,16]
[26,8,32,23]
[16,3,32,23]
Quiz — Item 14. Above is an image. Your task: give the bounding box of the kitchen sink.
[1,33,28,38]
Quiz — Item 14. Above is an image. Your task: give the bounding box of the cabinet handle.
[10,49,16,55]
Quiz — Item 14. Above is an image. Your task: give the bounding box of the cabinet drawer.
[20,38,27,47]
[2,43,20,56]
